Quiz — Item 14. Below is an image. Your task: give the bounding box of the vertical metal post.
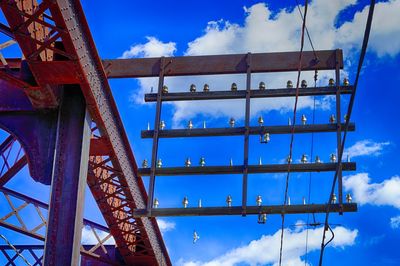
[335,49,343,207]
[147,57,166,215]
[242,53,252,216]
[43,87,91,266]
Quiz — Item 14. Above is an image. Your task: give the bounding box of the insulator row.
[158,78,351,94]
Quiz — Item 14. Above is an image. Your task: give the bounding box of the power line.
[318,1,376,265]
[295,0,318,61]
[304,70,318,266]
[278,0,309,265]
[292,3,319,263]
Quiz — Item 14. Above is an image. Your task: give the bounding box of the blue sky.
[1,0,400,265]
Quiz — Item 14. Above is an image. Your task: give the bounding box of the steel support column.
[43,87,91,265]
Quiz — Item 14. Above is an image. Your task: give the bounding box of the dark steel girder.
[133,203,358,217]
[103,50,343,78]
[138,162,356,176]
[0,187,121,265]
[141,123,356,138]
[0,1,170,265]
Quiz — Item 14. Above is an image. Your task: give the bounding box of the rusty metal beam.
[43,88,91,266]
[0,155,27,187]
[103,50,342,78]
[0,22,14,39]
[0,186,108,232]
[46,1,170,264]
[0,58,21,69]
[0,187,118,265]
[133,203,357,217]
[141,123,356,138]
[138,162,356,176]
[1,1,169,264]
[0,0,61,107]
[0,244,123,266]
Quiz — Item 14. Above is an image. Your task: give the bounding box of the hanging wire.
[295,0,319,62]
[278,1,309,265]
[0,233,32,266]
[292,1,321,263]
[304,69,318,266]
[318,1,376,265]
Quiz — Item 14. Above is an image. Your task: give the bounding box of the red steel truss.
[0,0,170,265]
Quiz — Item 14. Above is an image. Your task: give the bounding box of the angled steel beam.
[0,135,27,187]
[0,22,14,39]
[0,0,60,107]
[45,1,170,264]
[0,155,27,187]
[1,1,169,264]
[144,86,353,102]
[0,187,120,264]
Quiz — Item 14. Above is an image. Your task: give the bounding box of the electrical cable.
[304,70,318,266]
[318,1,376,265]
[295,0,318,61]
[278,1,309,265]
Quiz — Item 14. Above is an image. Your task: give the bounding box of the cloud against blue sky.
[1,0,399,265]
[104,1,400,265]
[122,0,400,126]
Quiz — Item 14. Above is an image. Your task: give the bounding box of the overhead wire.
[278,0,309,265]
[292,1,321,264]
[318,1,376,265]
[304,70,318,266]
[295,0,318,62]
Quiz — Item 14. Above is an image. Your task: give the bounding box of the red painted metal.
[90,137,111,156]
[0,187,121,265]
[103,50,342,78]
[0,110,58,185]
[0,1,169,264]
[0,0,61,107]
[0,155,27,187]
[88,155,163,265]
[43,88,91,265]
[0,244,123,266]
[0,135,27,187]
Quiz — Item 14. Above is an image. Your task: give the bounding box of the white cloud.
[120,36,176,59]
[157,218,176,233]
[344,173,400,209]
[81,226,115,245]
[178,225,357,266]
[337,0,400,57]
[390,216,400,229]
[344,139,390,159]
[124,0,400,123]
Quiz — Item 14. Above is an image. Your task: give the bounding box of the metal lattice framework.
[0,184,119,264]
[0,0,365,265]
[112,50,358,218]
[0,135,27,187]
[0,0,169,264]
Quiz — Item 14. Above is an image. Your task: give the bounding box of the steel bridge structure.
[0,0,359,265]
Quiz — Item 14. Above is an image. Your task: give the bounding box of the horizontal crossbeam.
[138,162,356,176]
[103,50,343,78]
[142,123,355,138]
[132,203,357,217]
